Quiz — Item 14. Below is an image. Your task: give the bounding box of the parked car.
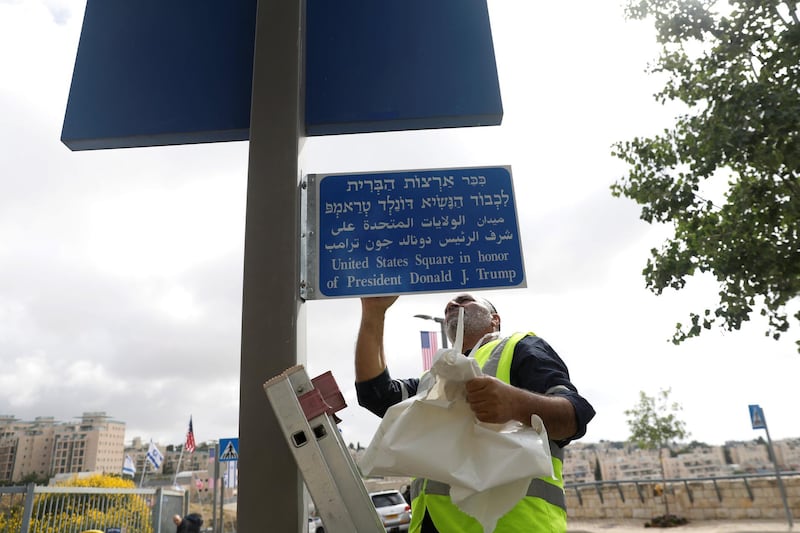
[308,515,324,533]
[369,489,411,532]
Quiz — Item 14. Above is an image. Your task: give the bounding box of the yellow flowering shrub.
[0,502,23,532]
[29,474,153,533]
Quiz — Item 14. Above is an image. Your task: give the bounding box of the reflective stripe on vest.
[412,472,566,512]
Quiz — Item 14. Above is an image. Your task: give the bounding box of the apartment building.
[662,444,733,478]
[51,412,126,476]
[0,412,125,482]
[595,443,663,481]
[726,439,771,471]
[563,439,794,484]
[776,438,800,470]
[561,442,599,484]
[0,415,58,481]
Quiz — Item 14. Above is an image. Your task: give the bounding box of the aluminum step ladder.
[263,365,385,533]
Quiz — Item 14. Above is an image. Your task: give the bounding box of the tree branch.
[780,1,800,26]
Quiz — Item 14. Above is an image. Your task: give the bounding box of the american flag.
[420,331,439,371]
[185,417,196,453]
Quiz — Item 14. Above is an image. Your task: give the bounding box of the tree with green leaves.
[625,388,689,520]
[611,0,800,352]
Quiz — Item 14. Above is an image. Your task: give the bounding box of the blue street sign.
[61,0,257,150]
[219,437,239,462]
[305,0,502,135]
[61,0,502,150]
[304,166,525,299]
[749,404,766,430]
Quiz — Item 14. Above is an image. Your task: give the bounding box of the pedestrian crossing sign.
[748,404,766,430]
[219,437,239,462]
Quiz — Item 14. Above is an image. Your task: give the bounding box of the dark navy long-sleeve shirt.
[355,334,595,447]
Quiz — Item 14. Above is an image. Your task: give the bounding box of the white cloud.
[0,355,59,406]
[42,0,74,25]
[0,0,796,457]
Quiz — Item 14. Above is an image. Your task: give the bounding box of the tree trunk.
[659,447,670,517]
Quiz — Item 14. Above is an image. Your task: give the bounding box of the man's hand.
[361,296,399,315]
[466,375,580,439]
[465,375,519,424]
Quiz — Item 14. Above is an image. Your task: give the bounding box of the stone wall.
[566,476,800,522]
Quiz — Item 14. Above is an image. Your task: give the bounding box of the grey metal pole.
[19,483,34,533]
[218,463,225,533]
[762,413,793,529]
[152,487,164,533]
[139,458,148,488]
[171,446,185,487]
[209,445,218,533]
[239,0,305,531]
[218,466,225,533]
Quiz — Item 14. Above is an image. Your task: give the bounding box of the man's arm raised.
[355,296,399,382]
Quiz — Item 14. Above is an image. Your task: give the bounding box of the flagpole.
[172,445,185,487]
[174,416,195,488]
[139,456,148,488]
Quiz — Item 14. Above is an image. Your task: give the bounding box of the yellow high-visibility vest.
[410,332,567,533]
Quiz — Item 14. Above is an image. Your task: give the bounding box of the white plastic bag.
[360,309,554,532]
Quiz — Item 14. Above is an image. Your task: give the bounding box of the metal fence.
[564,471,800,505]
[564,471,798,528]
[0,485,184,533]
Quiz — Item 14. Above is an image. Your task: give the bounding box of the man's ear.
[491,314,501,331]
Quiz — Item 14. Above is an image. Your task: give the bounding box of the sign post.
[207,445,218,533]
[748,404,793,528]
[238,1,305,531]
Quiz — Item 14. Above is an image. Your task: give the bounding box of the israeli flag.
[123,454,136,476]
[146,441,164,470]
[223,461,238,488]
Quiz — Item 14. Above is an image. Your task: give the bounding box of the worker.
[355,293,595,532]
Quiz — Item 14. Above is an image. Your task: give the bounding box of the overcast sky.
[1,0,798,456]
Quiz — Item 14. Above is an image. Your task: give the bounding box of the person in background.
[355,293,595,533]
[174,512,204,533]
[402,484,412,504]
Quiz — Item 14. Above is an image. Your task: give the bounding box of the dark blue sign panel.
[305,167,525,299]
[61,0,257,150]
[305,0,502,135]
[61,0,501,150]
